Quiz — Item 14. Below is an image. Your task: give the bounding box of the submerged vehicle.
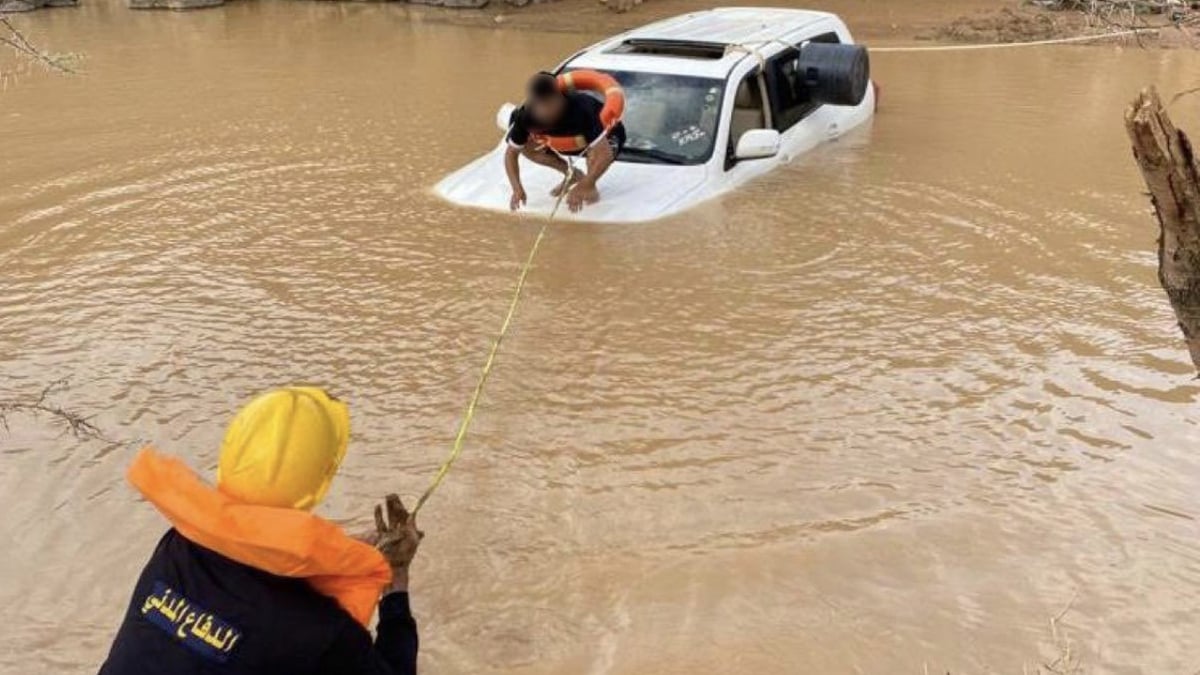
[435,7,875,223]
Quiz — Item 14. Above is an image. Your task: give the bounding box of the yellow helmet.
[217,387,350,510]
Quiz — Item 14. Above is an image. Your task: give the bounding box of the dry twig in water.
[1,15,79,84]
[0,379,109,440]
[1042,591,1082,674]
[1170,85,1200,106]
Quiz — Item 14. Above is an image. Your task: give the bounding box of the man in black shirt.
[505,72,626,213]
[97,388,422,675]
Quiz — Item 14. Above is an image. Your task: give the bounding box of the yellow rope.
[872,26,1159,52]
[411,156,578,516]
[730,25,1161,58]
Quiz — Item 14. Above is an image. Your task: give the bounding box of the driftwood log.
[1125,86,1200,374]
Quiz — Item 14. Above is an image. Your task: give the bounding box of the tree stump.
[1125,86,1200,374]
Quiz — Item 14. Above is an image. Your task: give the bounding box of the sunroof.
[607,39,728,60]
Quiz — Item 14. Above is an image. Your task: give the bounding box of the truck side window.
[767,32,840,132]
[725,71,766,170]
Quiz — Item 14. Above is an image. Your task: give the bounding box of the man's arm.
[567,133,615,212]
[563,100,616,211]
[505,110,531,211]
[578,138,613,190]
[375,591,418,671]
[505,145,526,211]
[318,495,423,675]
[315,594,418,675]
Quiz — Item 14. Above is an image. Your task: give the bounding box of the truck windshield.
[567,69,725,166]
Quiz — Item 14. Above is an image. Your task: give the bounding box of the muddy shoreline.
[322,0,1200,46]
[361,0,1026,41]
[6,0,1197,46]
[423,0,1006,40]
[288,0,1200,47]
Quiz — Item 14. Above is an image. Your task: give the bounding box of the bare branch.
[1170,85,1200,106]
[1,16,79,77]
[0,379,113,441]
[1029,0,1198,46]
[1033,0,1189,15]
[1041,591,1083,674]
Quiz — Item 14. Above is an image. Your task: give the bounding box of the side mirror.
[734,129,782,161]
[496,102,518,132]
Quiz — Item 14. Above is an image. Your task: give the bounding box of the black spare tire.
[796,42,870,107]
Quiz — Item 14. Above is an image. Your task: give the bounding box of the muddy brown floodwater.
[3,3,1200,673]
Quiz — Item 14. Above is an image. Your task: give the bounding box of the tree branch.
[1,16,78,76]
[0,379,111,440]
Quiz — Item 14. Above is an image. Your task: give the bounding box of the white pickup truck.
[435,7,875,223]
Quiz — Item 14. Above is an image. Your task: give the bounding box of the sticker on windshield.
[672,125,708,147]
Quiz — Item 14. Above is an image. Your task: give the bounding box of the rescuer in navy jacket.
[97,388,423,675]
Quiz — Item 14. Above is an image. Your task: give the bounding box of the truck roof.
[627,7,835,45]
[565,8,845,79]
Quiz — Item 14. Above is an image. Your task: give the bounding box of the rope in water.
[729,24,1168,57]
[411,145,586,516]
[871,25,1163,52]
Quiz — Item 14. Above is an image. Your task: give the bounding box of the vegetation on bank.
[926,0,1198,45]
[2,0,1199,49]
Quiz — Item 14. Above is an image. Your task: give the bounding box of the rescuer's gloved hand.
[374,493,423,573]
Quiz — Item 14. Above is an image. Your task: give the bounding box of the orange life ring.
[560,70,625,129]
[533,70,626,154]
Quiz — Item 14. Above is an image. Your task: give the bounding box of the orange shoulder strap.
[127,447,391,628]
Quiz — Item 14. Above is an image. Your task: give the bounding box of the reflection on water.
[2,3,1200,673]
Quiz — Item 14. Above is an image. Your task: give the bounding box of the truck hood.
[434,145,710,224]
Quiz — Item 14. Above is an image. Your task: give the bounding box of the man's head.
[526,72,566,126]
[217,387,350,511]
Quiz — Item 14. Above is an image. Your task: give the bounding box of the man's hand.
[374,494,423,592]
[510,185,528,212]
[567,179,599,213]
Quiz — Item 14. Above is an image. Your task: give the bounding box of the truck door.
[724,70,768,171]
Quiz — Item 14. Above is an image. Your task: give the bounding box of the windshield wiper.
[619,147,689,165]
